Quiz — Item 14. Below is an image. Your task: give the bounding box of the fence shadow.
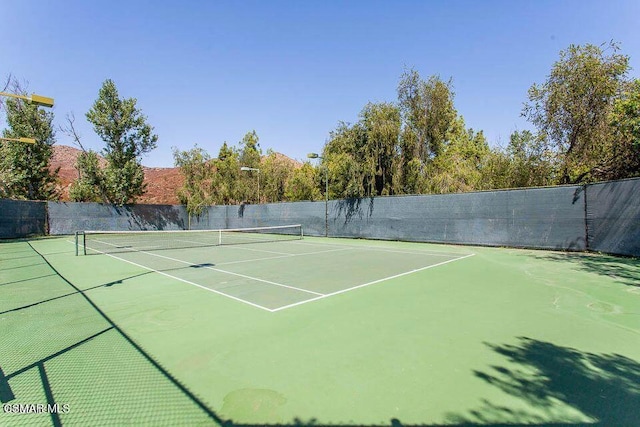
[446,337,640,425]
[6,244,619,426]
[533,252,640,288]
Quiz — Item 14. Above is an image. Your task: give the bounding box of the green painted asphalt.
[1,236,639,426]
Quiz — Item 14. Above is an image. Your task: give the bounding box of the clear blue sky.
[2,0,639,167]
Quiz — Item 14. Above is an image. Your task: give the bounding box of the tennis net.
[76,224,303,255]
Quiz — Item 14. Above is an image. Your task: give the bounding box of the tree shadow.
[334,197,375,225]
[7,245,613,426]
[447,337,640,425]
[532,252,640,288]
[0,242,224,426]
[122,204,187,230]
[0,263,197,316]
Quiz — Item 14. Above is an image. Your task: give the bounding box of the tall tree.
[360,102,401,196]
[238,130,262,202]
[323,122,367,199]
[261,149,295,203]
[173,145,214,216]
[396,69,458,194]
[69,150,104,202]
[0,84,58,200]
[425,117,491,194]
[72,79,157,205]
[211,142,241,205]
[503,130,556,188]
[522,42,630,183]
[607,78,640,179]
[397,69,457,162]
[284,162,321,201]
[322,103,401,198]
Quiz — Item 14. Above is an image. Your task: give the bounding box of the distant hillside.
[50,145,302,205]
[51,145,183,205]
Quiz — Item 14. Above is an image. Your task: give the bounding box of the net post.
[75,231,78,256]
[219,229,222,245]
[301,226,304,239]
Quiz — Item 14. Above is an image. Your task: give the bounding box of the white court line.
[289,239,467,257]
[92,239,324,297]
[173,239,294,256]
[214,247,353,266]
[270,253,476,312]
[219,245,293,256]
[358,247,466,257]
[99,251,275,312]
[70,238,475,313]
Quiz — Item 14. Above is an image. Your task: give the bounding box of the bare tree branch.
[59,112,88,152]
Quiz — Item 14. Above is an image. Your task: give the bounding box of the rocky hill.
[51,145,183,205]
[50,145,302,205]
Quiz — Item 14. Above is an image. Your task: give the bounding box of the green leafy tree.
[211,142,241,205]
[396,69,458,193]
[73,79,157,205]
[237,130,262,202]
[284,162,321,201]
[398,69,457,162]
[503,130,556,188]
[480,148,513,190]
[360,102,401,196]
[608,78,640,179]
[323,103,401,198]
[261,149,295,203]
[426,117,491,194]
[523,42,630,184]
[323,122,367,198]
[173,145,214,216]
[0,91,58,200]
[69,151,103,202]
[397,128,422,194]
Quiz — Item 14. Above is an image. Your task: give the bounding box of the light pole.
[308,153,328,237]
[0,91,54,143]
[0,92,54,108]
[0,137,36,144]
[240,166,260,203]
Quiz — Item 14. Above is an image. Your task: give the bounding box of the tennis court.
[75,225,475,312]
[1,229,639,425]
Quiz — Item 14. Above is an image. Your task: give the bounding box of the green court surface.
[1,235,639,426]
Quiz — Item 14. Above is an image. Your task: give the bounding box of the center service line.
[271,253,476,312]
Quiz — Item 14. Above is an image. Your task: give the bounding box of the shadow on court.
[0,327,114,426]
[0,262,208,316]
[222,337,640,426]
[0,273,57,287]
[533,252,640,288]
[5,242,638,426]
[0,262,45,272]
[1,242,220,425]
[445,337,640,426]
